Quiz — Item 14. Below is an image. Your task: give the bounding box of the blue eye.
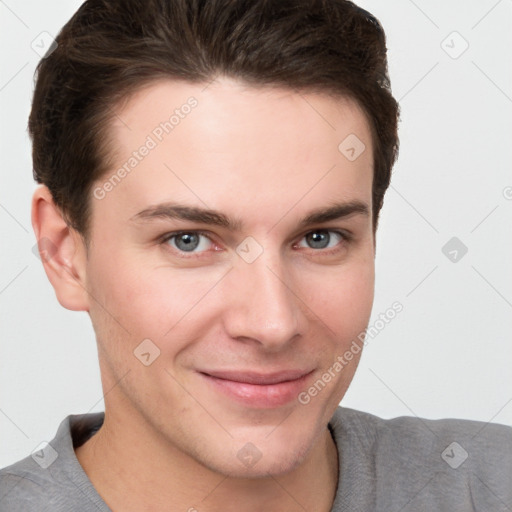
[165,232,213,253]
[297,230,347,250]
[161,229,350,258]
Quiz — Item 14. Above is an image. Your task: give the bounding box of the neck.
[75,405,339,512]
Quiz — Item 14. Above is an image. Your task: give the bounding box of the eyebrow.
[130,200,369,231]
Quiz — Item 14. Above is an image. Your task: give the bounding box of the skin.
[32,77,376,511]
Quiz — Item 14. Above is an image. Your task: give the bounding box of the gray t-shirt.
[1,407,511,511]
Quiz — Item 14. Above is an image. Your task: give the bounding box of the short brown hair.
[29,0,399,240]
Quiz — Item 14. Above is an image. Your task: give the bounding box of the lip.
[198,369,314,408]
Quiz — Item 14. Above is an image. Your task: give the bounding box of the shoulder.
[0,453,60,511]
[329,407,512,510]
[0,413,108,512]
[331,406,512,455]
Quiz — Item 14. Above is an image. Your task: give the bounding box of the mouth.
[198,369,314,408]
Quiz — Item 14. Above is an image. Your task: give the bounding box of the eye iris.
[306,231,330,249]
[175,233,200,252]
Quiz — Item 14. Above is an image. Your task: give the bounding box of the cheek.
[303,264,374,409]
[85,246,163,347]
[86,236,374,353]
[298,257,375,336]
[85,247,226,349]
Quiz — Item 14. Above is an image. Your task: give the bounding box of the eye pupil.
[169,231,340,254]
[306,231,330,249]
[175,233,199,252]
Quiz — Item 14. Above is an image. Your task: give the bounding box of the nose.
[221,251,303,351]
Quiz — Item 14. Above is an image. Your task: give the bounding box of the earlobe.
[31,185,90,312]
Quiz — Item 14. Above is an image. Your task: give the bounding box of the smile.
[198,369,314,408]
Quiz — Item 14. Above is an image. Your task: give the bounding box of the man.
[1,0,510,510]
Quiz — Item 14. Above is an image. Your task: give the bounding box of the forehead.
[94,78,374,228]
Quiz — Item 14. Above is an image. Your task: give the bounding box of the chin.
[213,444,310,479]
[195,425,317,479]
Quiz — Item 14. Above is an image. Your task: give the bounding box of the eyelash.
[159,229,352,258]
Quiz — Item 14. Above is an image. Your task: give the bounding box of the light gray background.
[1,0,511,468]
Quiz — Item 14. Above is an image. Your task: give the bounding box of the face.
[84,78,375,477]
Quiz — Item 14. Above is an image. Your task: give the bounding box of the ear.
[31,185,90,312]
